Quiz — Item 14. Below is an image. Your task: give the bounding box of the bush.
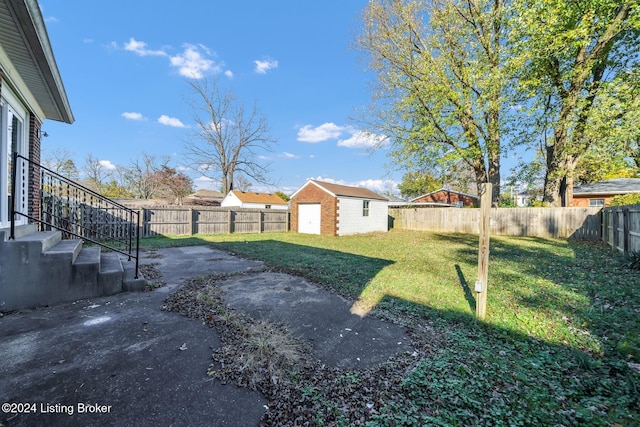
[623,251,640,271]
[611,193,640,206]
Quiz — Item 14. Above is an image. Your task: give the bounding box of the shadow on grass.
[139,233,639,424]
[431,233,640,361]
[216,239,394,296]
[454,264,476,312]
[371,293,639,426]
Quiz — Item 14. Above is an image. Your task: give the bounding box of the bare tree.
[42,147,79,180]
[82,153,112,192]
[183,77,276,195]
[123,152,168,199]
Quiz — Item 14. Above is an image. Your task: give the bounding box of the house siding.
[290,183,337,236]
[336,197,388,235]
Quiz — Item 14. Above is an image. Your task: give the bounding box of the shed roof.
[230,191,287,205]
[293,180,388,201]
[0,0,73,123]
[573,178,640,196]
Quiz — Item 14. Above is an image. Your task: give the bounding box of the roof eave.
[7,0,74,123]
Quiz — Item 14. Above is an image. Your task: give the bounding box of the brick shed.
[411,188,478,207]
[290,180,389,236]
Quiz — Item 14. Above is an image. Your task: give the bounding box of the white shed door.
[298,204,321,234]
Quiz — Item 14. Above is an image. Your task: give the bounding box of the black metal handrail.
[10,152,139,278]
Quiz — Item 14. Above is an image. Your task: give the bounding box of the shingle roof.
[411,188,478,202]
[188,189,224,199]
[231,191,288,205]
[310,180,389,201]
[573,178,640,195]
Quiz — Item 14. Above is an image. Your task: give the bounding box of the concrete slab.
[217,272,413,369]
[1,246,267,426]
[1,245,413,425]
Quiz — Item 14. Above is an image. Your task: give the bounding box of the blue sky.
[39,1,403,196]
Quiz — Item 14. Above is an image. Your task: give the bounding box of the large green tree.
[358,0,506,204]
[510,0,639,206]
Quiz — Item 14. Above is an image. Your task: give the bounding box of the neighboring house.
[572,178,640,207]
[0,0,74,231]
[290,179,389,236]
[220,190,289,209]
[184,189,224,206]
[411,188,478,207]
[514,190,533,207]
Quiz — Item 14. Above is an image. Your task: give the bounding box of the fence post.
[612,208,619,253]
[188,208,194,235]
[140,208,146,238]
[258,210,263,233]
[623,207,630,255]
[476,183,492,321]
[228,209,233,234]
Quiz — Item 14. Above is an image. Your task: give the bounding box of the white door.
[1,85,28,228]
[298,204,321,234]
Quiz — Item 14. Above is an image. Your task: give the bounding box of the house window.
[589,199,605,207]
[363,200,370,217]
[265,204,271,209]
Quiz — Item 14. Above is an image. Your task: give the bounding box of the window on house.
[265,204,271,209]
[589,199,605,207]
[363,200,370,217]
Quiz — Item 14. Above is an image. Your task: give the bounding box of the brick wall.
[290,183,337,236]
[414,190,478,207]
[28,115,42,221]
[572,195,613,207]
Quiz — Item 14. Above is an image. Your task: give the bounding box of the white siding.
[336,197,388,236]
[220,192,242,207]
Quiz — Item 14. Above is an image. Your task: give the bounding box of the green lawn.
[142,230,640,425]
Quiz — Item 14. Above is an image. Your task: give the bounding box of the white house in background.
[289,179,389,236]
[220,191,288,209]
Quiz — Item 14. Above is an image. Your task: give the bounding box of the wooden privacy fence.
[601,204,640,254]
[389,207,602,240]
[138,207,289,237]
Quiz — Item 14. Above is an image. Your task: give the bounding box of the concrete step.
[98,252,123,295]
[44,238,83,263]
[0,224,38,241]
[69,247,101,299]
[13,230,62,253]
[120,255,147,292]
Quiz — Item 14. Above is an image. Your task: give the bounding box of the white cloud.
[254,58,278,74]
[99,160,117,170]
[310,176,397,195]
[170,44,217,79]
[121,112,146,121]
[224,70,234,78]
[354,178,398,194]
[193,175,219,190]
[338,131,388,149]
[158,115,186,128]
[310,176,346,185]
[297,123,345,143]
[281,152,299,159]
[124,38,167,57]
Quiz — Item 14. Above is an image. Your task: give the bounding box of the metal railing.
[10,152,139,278]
